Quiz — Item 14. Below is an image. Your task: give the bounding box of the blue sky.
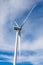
[0,0,43,65]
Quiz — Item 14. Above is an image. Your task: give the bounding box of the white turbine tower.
[13,3,37,65]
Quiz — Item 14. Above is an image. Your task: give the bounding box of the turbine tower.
[13,3,37,65]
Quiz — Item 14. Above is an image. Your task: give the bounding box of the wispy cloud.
[0,50,14,63]
[0,0,43,65]
[0,0,41,51]
[20,37,43,51]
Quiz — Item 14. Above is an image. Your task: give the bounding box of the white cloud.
[16,50,43,65]
[10,0,35,9]
[0,43,14,51]
[0,0,36,51]
[0,1,43,65]
[15,36,43,65]
[0,0,43,54]
[0,54,13,63]
[20,37,43,51]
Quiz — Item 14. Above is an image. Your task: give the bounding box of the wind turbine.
[13,3,37,65]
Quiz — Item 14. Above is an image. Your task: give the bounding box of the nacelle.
[14,26,21,30]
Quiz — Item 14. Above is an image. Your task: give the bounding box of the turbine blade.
[18,31,21,56]
[21,3,37,28]
[15,21,19,27]
[17,33,21,61]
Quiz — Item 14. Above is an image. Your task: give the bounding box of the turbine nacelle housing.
[14,26,21,30]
